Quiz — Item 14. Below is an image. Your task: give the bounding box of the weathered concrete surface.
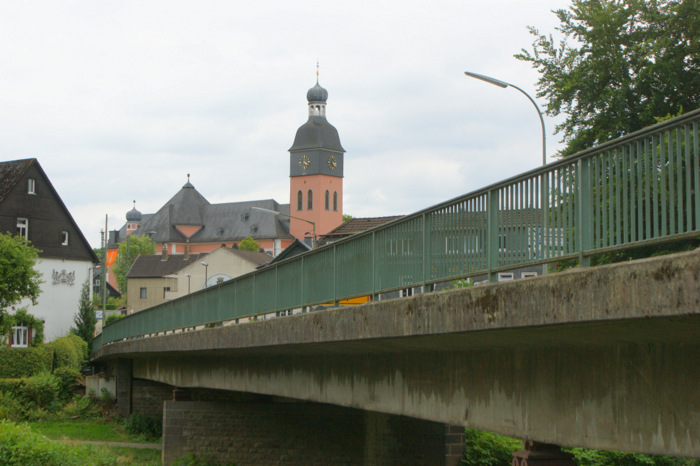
[94,249,700,457]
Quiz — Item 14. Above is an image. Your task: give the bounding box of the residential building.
[0,159,98,341]
[126,246,271,313]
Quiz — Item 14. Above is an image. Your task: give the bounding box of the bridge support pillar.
[162,398,464,465]
[115,358,132,418]
[512,441,575,466]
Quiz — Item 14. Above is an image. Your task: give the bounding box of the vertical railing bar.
[645,137,652,240]
[694,121,700,231]
[622,145,629,244]
[614,147,622,246]
[685,123,693,232]
[675,127,684,233]
[661,129,669,236]
[652,135,660,238]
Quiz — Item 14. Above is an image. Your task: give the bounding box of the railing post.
[371,231,379,301]
[422,213,431,293]
[487,188,499,282]
[577,158,593,267]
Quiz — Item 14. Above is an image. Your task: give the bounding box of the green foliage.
[566,447,700,465]
[11,308,44,346]
[52,367,81,403]
[342,214,354,223]
[46,334,87,371]
[516,0,699,157]
[61,394,103,419]
[112,235,155,294]
[18,372,59,409]
[0,347,52,378]
[124,413,162,441]
[0,419,117,465]
[104,313,125,326]
[71,280,96,351]
[463,428,522,466]
[0,233,43,311]
[445,278,473,289]
[238,236,261,252]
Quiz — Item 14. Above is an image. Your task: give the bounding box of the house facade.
[126,246,271,313]
[0,159,98,341]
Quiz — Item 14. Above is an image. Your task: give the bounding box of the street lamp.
[185,273,191,294]
[252,207,317,248]
[464,71,547,166]
[200,262,208,289]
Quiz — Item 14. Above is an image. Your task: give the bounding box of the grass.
[90,445,161,465]
[27,419,133,442]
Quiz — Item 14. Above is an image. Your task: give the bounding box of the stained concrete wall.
[95,249,700,457]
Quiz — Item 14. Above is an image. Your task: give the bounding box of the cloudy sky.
[0,0,569,249]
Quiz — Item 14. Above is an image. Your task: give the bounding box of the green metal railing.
[93,109,700,352]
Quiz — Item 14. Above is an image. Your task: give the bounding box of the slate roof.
[320,216,404,243]
[260,238,311,267]
[0,159,32,202]
[127,253,205,279]
[124,181,293,244]
[289,116,345,152]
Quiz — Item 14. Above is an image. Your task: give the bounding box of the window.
[27,178,36,194]
[61,231,69,246]
[521,271,538,278]
[498,272,514,282]
[307,189,313,210]
[324,190,330,210]
[333,191,338,212]
[16,218,28,239]
[12,326,28,348]
[163,286,170,298]
[140,287,147,299]
[297,190,303,211]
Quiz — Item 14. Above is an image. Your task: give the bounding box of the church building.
[111,76,345,266]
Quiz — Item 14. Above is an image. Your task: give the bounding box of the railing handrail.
[93,108,700,353]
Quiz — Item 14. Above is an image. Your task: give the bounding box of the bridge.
[92,110,700,465]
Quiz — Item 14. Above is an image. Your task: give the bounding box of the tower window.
[297,190,303,211]
[27,178,36,194]
[333,191,338,212]
[61,231,69,246]
[324,190,330,210]
[307,189,313,210]
[16,218,28,239]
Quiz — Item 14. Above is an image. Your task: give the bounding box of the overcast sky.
[0,0,569,249]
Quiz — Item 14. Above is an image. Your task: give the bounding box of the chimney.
[161,243,169,261]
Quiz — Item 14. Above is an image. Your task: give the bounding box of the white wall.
[12,258,94,341]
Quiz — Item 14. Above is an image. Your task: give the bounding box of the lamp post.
[201,262,208,289]
[252,207,317,248]
[185,273,191,294]
[464,71,547,166]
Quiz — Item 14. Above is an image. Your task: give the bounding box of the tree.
[112,235,155,293]
[516,0,699,157]
[0,233,43,311]
[72,280,96,351]
[342,214,354,223]
[238,236,261,252]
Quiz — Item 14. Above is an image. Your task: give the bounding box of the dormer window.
[216,227,224,236]
[240,213,249,222]
[27,178,36,194]
[250,225,258,234]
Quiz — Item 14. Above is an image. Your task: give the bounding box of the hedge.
[46,335,87,371]
[0,347,52,378]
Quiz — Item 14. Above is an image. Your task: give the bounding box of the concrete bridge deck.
[94,248,700,459]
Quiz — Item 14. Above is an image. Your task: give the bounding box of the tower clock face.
[327,155,338,170]
[298,154,311,170]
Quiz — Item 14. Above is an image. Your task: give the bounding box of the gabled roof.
[0,159,32,202]
[127,253,205,279]
[0,158,99,263]
[320,216,404,242]
[260,238,311,267]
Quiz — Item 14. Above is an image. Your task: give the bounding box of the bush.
[0,419,117,465]
[61,394,102,419]
[19,372,59,410]
[46,335,87,371]
[0,347,53,378]
[463,428,522,466]
[52,367,81,403]
[104,313,124,326]
[124,413,162,440]
[0,391,24,421]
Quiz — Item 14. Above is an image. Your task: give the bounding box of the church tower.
[289,74,345,244]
